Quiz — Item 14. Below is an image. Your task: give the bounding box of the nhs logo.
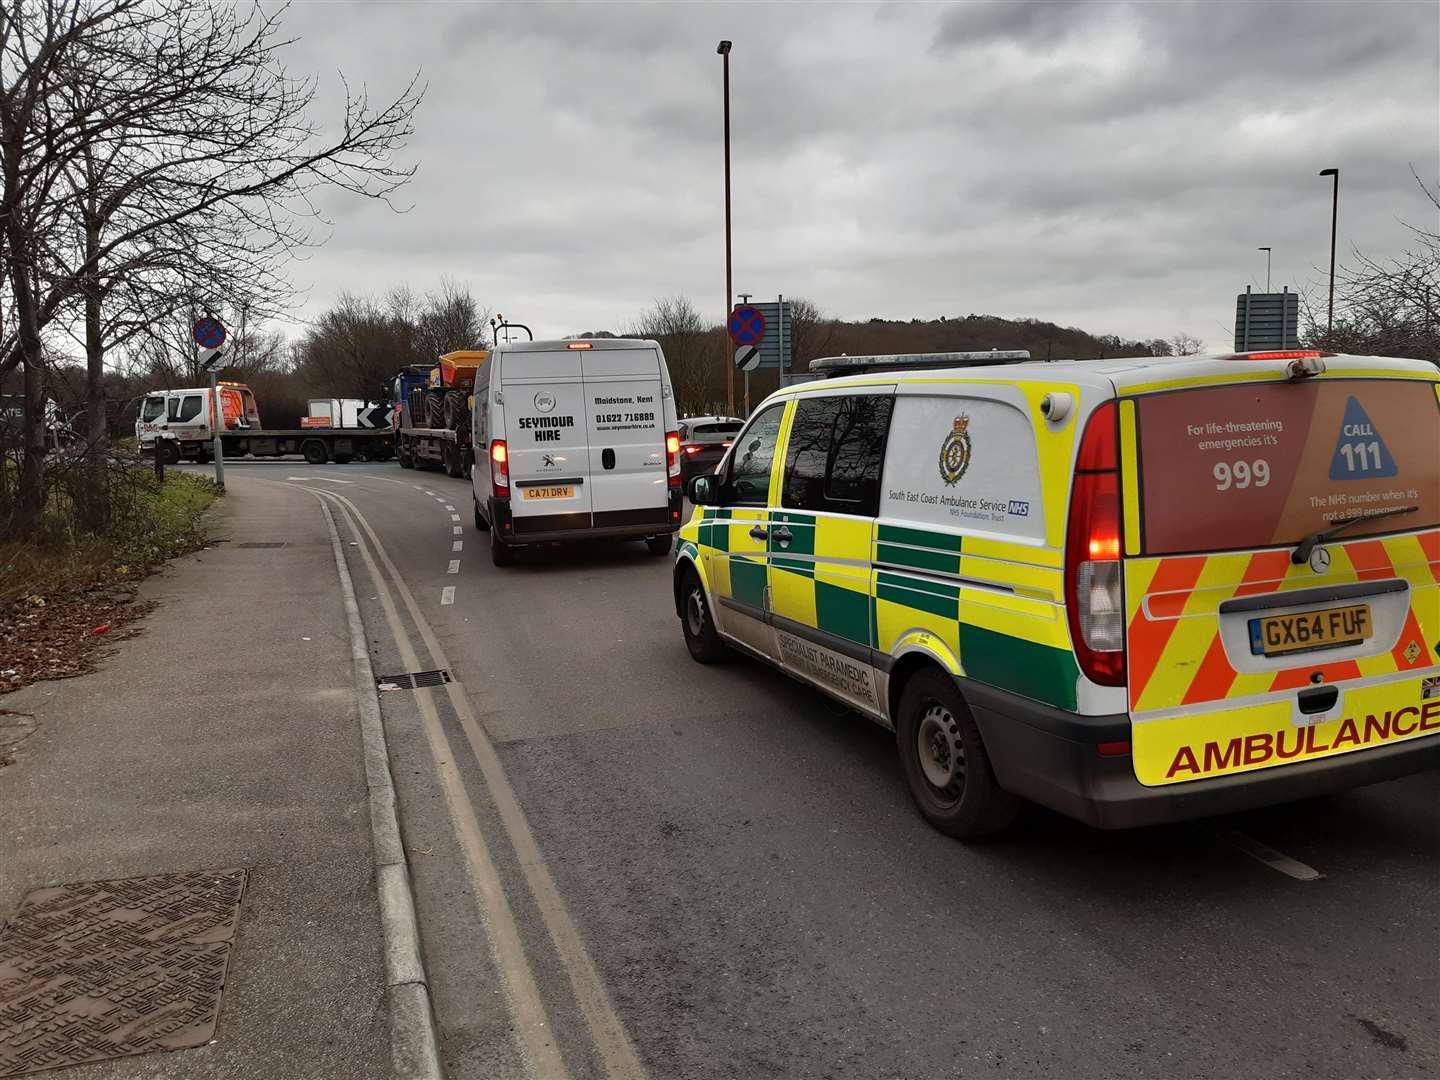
[1007,500,1030,517]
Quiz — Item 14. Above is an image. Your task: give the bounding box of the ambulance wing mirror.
[688,474,719,506]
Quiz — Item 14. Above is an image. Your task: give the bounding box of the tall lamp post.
[1319,168,1339,334]
[718,39,734,416]
[1257,246,1271,292]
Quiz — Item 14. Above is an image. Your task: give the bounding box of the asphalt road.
[193,460,1439,1080]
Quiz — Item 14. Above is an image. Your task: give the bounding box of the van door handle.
[749,525,768,541]
[772,526,793,547]
[601,448,616,470]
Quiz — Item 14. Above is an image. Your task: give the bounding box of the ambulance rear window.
[1134,379,1440,556]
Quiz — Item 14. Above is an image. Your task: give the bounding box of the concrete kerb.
[316,496,445,1080]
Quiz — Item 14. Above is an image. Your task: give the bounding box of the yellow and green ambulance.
[673,350,1440,838]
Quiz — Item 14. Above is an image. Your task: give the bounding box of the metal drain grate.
[0,869,247,1076]
[376,670,452,691]
[236,542,285,549]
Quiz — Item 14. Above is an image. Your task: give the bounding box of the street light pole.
[1257,246,1271,293]
[718,39,734,416]
[1320,168,1339,334]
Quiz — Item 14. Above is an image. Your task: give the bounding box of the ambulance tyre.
[646,534,672,556]
[678,566,729,664]
[490,527,517,567]
[896,668,1018,839]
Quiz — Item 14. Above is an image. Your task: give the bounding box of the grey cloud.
[270,0,1436,347]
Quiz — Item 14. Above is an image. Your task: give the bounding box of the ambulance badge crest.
[939,414,972,486]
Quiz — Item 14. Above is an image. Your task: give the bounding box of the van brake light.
[566,341,593,350]
[665,431,681,488]
[490,439,509,498]
[1065,402,1125,686]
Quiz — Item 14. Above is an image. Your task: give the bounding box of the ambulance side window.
[724,403,785,505]
[782,394,894,517]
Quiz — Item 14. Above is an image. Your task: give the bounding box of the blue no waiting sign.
[728,305,765,346]
[192,317,226,350]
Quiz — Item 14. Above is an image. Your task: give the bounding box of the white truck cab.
[471,338,683,565]
[136,384,260,463]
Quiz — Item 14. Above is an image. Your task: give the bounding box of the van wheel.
[490,527,517,567]
[895,668,1018,839]
[678,566,728,663]
[303,440,328,465]
[159,442,181,466]
[646,534,672,556]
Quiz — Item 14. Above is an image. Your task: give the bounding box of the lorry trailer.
[137,383,394,464]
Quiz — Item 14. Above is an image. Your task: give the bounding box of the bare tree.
[629,295,715,414]
[1169,333,1204,356]
[291,283,490,405]
[1303,171,1439,362]
[0,0,422,529]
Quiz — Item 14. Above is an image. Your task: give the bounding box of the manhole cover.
[0,869,247,1076]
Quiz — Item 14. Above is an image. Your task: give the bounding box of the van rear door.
[1122,376,1440,787]
[582,345,670,528]
[503,350,594,534]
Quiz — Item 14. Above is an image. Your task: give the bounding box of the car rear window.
[1135,379,1440,556]
[693,422,741,436]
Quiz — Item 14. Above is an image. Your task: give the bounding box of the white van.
[471,338,684,565]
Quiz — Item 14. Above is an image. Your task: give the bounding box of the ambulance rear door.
[1121,371,1440,787]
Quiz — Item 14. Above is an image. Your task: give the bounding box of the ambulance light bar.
[810,351,1032,377]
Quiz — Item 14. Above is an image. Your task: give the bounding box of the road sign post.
[194,318,227,489]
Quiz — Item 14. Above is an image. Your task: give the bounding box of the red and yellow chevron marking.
[1125,528,1440,714]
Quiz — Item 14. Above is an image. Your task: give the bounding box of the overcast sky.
[277,0,1439,348]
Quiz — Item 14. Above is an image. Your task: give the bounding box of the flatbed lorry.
[393,350,486,477]
[136,382,394,464]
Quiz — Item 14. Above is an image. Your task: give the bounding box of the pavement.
[7,459,1438,1080]
[0,477,392,1079]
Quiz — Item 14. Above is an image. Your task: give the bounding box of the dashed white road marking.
[1225,830,1324,881]
[424,490,437,496]
[452,525,462,535]
[441,586,455,605]
[448,559,461,574]
[445,504,455,511]
[452,541,463,552]
[450,514,461,522]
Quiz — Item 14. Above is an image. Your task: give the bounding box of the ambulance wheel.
[303,440,328,465]
[159,442,181,466]
[646,534,672,556]
[678,566,728,663]
[896,668,1018,839]
[490,528,517,567]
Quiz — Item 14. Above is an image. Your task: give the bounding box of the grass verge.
[1,468,221,693]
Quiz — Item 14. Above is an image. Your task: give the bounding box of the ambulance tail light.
[490,439,509,498]
[666,431,681,488]
[1066,402,1125,686]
